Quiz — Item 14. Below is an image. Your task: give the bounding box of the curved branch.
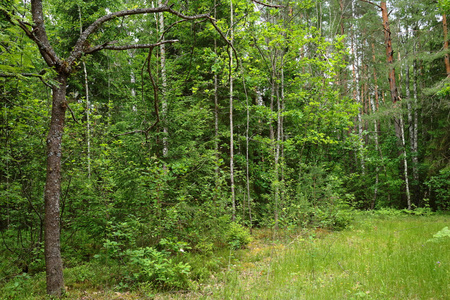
[30,0,62,69]
[251,0,286,8]
[68,4,210,66]
[208,17,240,71]
[85,40,179,54]
[161,19,188,40]
[145,46,160,134]
[0,7,59,68]
[358,0,382,9]
[0,72,53,88]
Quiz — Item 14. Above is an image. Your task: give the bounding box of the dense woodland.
[1,0,449,297]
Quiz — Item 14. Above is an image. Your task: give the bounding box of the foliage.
[225,222,252,249]
[427,226,450,243]
[1,0,449,296]
[125,246,191,289]
[426,168,450,210]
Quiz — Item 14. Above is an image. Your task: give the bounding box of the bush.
[225,222,252,249]
[126,247,191,289]
[426,168,450,210]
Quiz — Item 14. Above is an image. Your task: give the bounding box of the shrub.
[226,222,252,249]
[126,247,191,289]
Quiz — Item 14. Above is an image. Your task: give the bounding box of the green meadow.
[2,213,448,299]
[192,214,449,300]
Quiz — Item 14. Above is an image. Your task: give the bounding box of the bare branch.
[66,103,80,125]
[30,0,62,68]
[85,40,179,54]
[358,0,382,9]
[68,4,210,66]
[208,17,240,71]
[161,19,188,40]
[0,72,53,88]
[166,5,210,20]
[0,72,41,78]
[251,0,286,8]
[114,130,147,137]
[145,45,161,133]
[0,7,58,67]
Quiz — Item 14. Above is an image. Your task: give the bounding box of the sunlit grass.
[201,214,449,299]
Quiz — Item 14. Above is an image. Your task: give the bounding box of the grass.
[1,213,449,299]
[156,213,447,300]
[198,214,450,300]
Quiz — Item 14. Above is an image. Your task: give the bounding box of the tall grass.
[204,214,449,299]
[2,214,448,299]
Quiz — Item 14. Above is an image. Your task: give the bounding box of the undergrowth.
[1,213,448,299]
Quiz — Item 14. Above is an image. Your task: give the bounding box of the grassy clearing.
[2,214,449,299]
[197,214,449,300]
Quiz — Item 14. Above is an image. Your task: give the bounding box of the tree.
[0,1,230,296]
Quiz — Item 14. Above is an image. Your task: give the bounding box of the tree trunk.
[381,2,400,104]
[79,5,91,180]
[369,92,379,210]
[159,0,168,158]
[443,14,450,76]
[397,42,412,210]
[214,0,220,186]
[351,1,365,174]
[274,76,281,229]
[381,1,401,140]
[380,1,411,208]
[229,0,236,221]
[339,0,345,36]
[370,42,383,209]
[44,74,67,297]
[412,46,420,202]
[405,43,419,204]
[399,115,412,210]
[244,69,253,231]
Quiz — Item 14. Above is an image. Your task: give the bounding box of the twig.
[358,0,382,9]
[0,72,53,88]
[252,0,286,8]
[208,17,240,71]
[66,103,80,124]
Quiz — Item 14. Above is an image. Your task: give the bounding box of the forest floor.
[3,213,449,299]
[152,213,450,300]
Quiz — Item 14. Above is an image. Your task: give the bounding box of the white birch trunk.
[79,5,91,180]
[158,0,168,157]
[229,0,236,221]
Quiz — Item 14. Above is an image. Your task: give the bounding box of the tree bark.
[405,42,419,204]
[412,45,420,202]
[381,2,400,104]
[214,0,220,184]
[44,74,68,296]
[159,0,168,158]
[229,0,236,221]
[78,5,91,180]
[370,42,383,209]
[339,0,345,36]
[351,1,365,174]
[9,1,236,296]
[399,115,412,210]
[443,14,450,76]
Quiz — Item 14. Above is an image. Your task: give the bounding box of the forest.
[1,0,449,298]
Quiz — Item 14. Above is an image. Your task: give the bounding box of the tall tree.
[0,1,228,296]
